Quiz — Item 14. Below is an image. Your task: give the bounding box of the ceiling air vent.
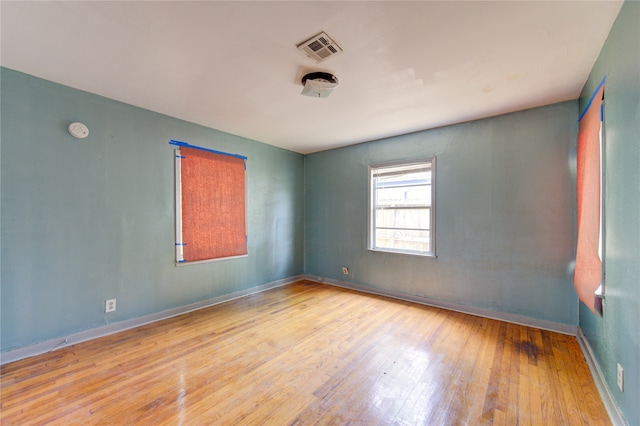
[296,31,342,63]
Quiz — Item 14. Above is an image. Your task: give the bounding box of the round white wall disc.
[68,122,89,138]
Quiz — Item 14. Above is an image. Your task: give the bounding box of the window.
[575,78,605,315]
[172,140,247,264]
[369,158,435,256]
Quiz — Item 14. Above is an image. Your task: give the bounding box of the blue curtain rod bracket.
[578,76,606,122]
[169,140,247,161]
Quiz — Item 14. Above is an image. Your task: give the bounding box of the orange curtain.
[181,147,247,262]
[575,82,604,315]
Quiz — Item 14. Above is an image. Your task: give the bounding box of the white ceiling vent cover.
[297,31,342,63]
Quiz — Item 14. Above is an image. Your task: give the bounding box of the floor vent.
[296,31,342,63]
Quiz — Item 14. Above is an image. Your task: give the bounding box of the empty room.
[1,1,638,425]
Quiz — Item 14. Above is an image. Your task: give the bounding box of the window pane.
[374,164,430,179]
[375,229,430,252]
[375,208,430,229]
[376,170,430,186]
[375,185,431,207]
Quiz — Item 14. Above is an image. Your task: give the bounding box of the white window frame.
[595,112,605,298]
[368,157,436,257]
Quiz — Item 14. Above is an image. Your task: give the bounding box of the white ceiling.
[1,1,623,154]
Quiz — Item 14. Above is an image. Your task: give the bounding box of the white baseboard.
[0,275,304,365]
[305,275,578,335]
[576,329,628,426]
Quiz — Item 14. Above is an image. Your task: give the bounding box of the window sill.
[176,254,248,266]
[368,248,437,258]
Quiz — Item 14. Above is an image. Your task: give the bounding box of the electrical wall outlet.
[105,298,117,313]
[617,363,624,392]
[342,267,349,275]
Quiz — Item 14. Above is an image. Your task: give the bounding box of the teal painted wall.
[1,68,304,352]
[3,8,637,420]
[305,102,578,325]
[578,2,640,424]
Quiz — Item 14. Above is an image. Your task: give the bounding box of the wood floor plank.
[1,281,611,425]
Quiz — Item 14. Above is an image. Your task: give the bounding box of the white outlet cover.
[617,364,624,392]
[105,298,117,313]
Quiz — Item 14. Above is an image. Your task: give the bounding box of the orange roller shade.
[574,82,604,315]
[180,147,247,262]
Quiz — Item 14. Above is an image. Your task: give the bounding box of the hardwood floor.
[1,281,610,425]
